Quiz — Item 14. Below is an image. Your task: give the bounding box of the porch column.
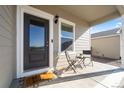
[116,5,124,68]
[121,17,124,68]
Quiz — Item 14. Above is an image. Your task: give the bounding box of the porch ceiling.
[57,5,121,26]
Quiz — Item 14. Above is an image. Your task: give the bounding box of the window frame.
[58,18,75,55]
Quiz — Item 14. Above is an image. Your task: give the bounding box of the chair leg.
[80,64,84,69]
[69,64,77,73]
[72,66,77,73]
[81,58,86,68]
[65,64,74,71]
[91,61,93,67]
[78,61,85,69]
[65,63,77,73]
[82,61,86,68]
[90,57,93,67]
[65,66,70,71]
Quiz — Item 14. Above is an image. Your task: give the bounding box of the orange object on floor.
[40,72,57,80]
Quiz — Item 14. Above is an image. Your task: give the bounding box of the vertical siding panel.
[0,5,16,87]
[75,26,91,53]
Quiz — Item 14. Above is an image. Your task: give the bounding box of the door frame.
[16,5,54,78]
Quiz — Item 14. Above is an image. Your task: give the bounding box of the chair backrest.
[65,51,71,63]
[83,50,92,55]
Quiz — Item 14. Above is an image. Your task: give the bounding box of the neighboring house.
[0,5,124,87]
[91,28,121,59]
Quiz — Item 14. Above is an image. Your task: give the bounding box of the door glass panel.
[29,24,45,48]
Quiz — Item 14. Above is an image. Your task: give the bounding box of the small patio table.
[76,54,91,68]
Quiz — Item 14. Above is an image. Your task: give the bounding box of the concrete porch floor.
[39,58,124,88]
[10,58,124,88]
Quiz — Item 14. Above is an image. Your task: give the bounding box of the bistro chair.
[82,50,93,67]
[65,51,77,73]
[76,53,86,68]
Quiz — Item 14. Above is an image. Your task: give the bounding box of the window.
[59,18,75,53]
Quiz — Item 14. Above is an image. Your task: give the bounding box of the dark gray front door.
[24,13,49,71]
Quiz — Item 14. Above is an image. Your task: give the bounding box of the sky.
[90,17,122,34]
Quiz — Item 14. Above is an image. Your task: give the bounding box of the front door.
[24,13,49,71]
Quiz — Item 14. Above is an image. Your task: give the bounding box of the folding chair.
[65,51,77,73]
[76,54,86,68]
[83,50,93,67]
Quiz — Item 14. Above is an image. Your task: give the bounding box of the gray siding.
[0,6,16,87]
[75,25,91,53]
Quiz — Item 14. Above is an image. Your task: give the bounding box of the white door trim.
[16,5,54,78]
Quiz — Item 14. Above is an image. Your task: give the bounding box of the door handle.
[51,39,53,43]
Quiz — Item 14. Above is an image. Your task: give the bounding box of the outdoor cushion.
[40,71,57,80]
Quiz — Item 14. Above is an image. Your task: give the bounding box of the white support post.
[120,15,124,68]
[116,5,124,68]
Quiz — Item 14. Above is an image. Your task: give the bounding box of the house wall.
[0,5,91,87]
[32,6,91,70]
[0,6,16,87]
[91,35,120,59]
